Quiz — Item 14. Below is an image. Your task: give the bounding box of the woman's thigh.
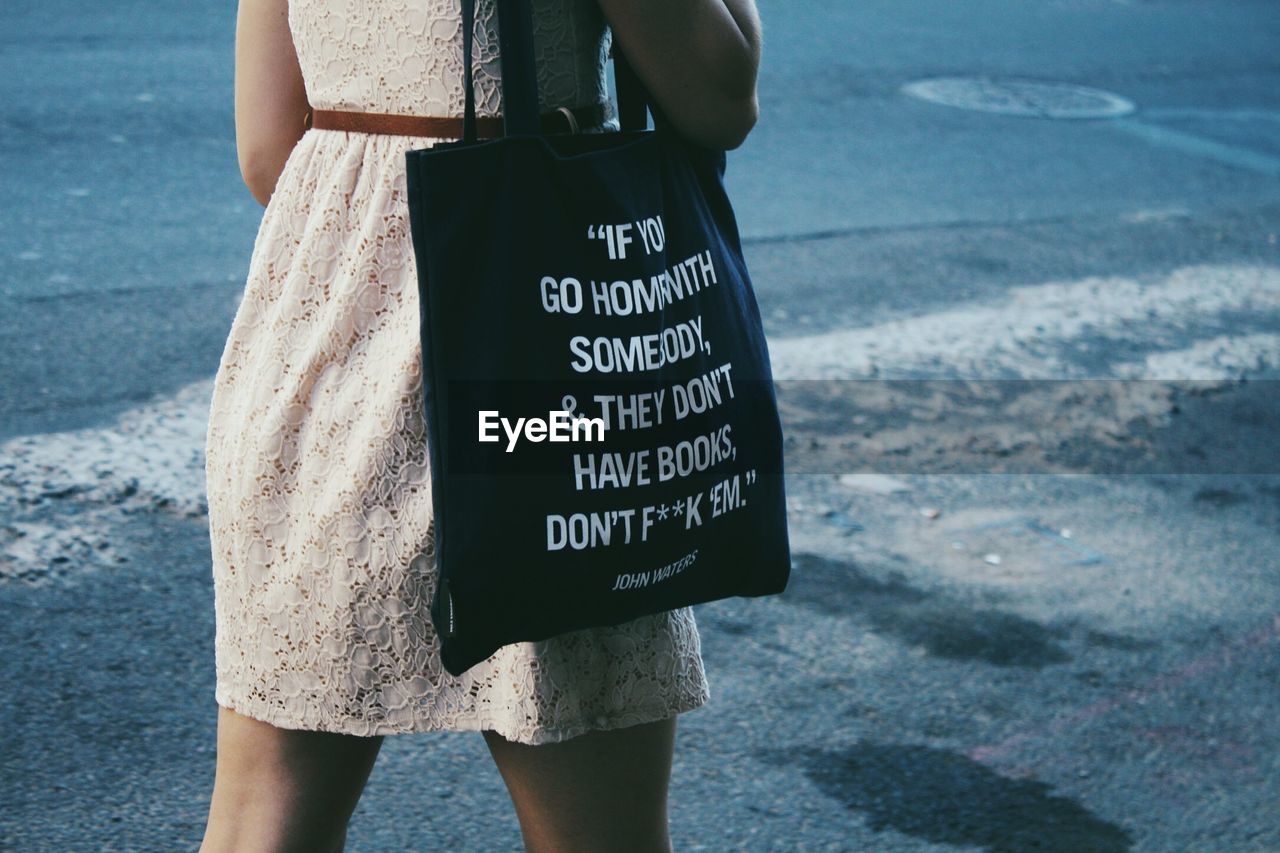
[481,716,678,853]
[201,704,384,853]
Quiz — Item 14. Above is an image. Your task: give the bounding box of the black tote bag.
[405,0,791,676]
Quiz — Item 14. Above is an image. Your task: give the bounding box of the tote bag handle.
[460,0,666,140]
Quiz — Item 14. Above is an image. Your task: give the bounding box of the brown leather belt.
[306,102,608,138]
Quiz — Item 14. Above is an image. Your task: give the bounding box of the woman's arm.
[596,0,763,150]
[234,0,309,206]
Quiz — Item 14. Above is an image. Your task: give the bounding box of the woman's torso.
[288,0,618,120]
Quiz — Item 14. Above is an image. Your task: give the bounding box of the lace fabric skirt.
[204,127,710,743]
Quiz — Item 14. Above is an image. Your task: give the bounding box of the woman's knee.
[201,704,383,852]
[482,716,678,853]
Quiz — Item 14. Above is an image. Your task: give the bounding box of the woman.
[200,0,762,849]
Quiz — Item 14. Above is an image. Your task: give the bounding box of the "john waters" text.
[610,549,698,591]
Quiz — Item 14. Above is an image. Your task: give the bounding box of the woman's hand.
[596,0,763,150]
[234,0,310,206]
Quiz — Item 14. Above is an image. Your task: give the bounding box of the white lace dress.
[204,0,710,742]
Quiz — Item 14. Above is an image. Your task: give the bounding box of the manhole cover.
[901,76,1135,119]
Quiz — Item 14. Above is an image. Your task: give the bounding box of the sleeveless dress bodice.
[290,0,619,121]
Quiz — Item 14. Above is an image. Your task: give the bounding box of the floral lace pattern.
[289,0,620,119]
[204,0,709,742]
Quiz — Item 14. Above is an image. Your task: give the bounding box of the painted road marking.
[768,263,1280,380]
[1112,332,1279,381]
[1107,118,1280,178]
[3,263,1278,579]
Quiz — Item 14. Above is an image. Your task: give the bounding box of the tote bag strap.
[615,43,672,133]
[461,0,665,139]
[459,0,553,139]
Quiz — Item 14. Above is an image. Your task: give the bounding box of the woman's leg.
[481,716,678,853]
[200,704,384,853]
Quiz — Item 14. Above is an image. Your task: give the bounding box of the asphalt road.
[1,0,1278,850]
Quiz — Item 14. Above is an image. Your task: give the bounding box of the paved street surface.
[2,0,1278,850]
